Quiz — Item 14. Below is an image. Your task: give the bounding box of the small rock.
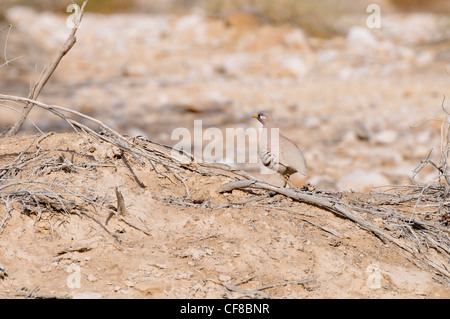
[415,50,435,68]
[225,12,260,29]
[134,280,166,295]
[219,274,231,282]
[87,274,97,282]
[153,263,167,269]
[192,283,203,291]
[40,265,53,273]
[372,130,398,145]
[177,271,193,279]
[354,122,372,141]
[179,247,214,261]
[175,14,204,33]
[308,175,338,191]
[337,170,390,192]
[346,26,379,53]
[283,29,310,50]
[72,292,102,299]
[280,56,309,77]
[317,49,339,63]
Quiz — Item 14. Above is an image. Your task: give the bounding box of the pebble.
[133,280,166,295]
[372,130,398,145]
[218,274,231,282]
[283,29,310,50]
[337,170,391,192]
[346,26,379,52]
[280,56,309,77]
[72,292,102,299]
[415,50,435,68]
[40,265,53,273]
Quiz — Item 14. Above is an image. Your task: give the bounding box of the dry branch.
[115,187,126,216]
[56,246,92,255]
[221,277,316,299]
[3,1,88,137]
[0,24,23,68]
[14,286,71,299]
[217,180,408,249]
[217,179,450,283]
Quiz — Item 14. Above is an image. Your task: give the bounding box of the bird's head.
[252,111,273,125]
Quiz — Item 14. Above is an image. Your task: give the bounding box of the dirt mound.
[0,132,448,299]
[1,6,449,300]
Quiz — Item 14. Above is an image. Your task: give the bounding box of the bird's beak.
[252,114,257,118]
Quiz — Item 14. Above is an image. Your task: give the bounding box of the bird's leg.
[283,174,291,188]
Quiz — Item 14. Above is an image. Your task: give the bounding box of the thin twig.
[3,1,88,136]
[0,24,23,68]
[188,234,218,244]
[115,187,126,216]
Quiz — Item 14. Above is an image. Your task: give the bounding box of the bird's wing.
[280,136,308,176]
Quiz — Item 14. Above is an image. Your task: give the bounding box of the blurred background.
[1,0,450,189]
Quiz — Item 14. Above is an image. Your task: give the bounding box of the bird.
[252,111,307,187]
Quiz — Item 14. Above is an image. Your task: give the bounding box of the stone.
[179,247,214,261]
[225,12,260,29]
[354,121,372,141]
[372,130,398,145]
[346,26,379,53]
[40,265,53,273]
[280,55,309,77]
[218,274,231,282]
[134,280,166,295]
[382,14,441,45]
[415,50,435,68]
[72,292,102,299]
[337,170,390,192]
[283,29,310,50]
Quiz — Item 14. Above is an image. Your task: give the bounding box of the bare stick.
[115,187,126,216]
[222,277,315,299]
[221,283,269,299]
[56,246,92,255]
[254,277,316,292]
[14,287,71,299]
[3,1,88,136]
[188,234,218,243]
[217,180,413,252]
[0,198,13,233]
[217,180,450,281]
[0,24,23,68]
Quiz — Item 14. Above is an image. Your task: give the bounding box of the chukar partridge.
[253,111,307,187]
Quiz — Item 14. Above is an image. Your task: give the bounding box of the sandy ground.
[0,7,450,299]
[0,132,449,299]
